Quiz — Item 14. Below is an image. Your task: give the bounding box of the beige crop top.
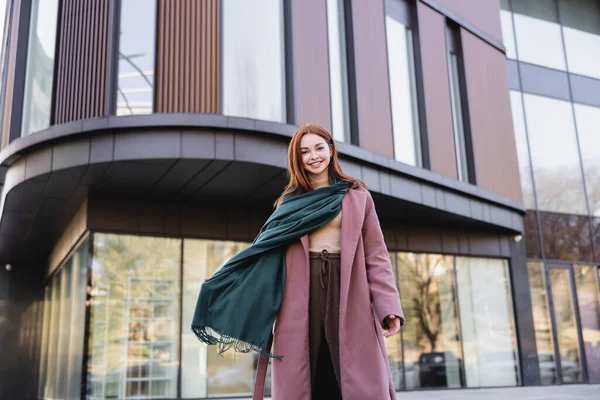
[308,211,342,253]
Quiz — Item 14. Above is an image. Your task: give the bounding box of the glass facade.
[35,233,521,398]
[222,0,286,123]
[502,1,600,386]
[502,0,600,79]
[384,0,422,166]
[326,0,351,143]
[397,253,519,390]
[21,0,59,136]
[116,0,156,116]
[37,237,89,399]
[87,234,180,399]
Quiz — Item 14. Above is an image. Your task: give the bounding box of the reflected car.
[417,351,463,388]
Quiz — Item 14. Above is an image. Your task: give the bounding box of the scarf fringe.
[192,325,282,361]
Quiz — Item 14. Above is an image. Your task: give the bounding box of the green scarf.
[192,179,351,358]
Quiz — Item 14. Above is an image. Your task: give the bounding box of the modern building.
[0,0,598,399]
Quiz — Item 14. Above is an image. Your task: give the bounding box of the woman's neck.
[310,173,329,189]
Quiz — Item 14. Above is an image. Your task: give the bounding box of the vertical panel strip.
[155,0,220,114]
[54,0,109,124]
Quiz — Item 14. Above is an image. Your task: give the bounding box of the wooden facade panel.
[290,0,331,129]
[54,0,109,124]
[350,0,394,157]
[461,29,522,201]
[417,2,457,179]
[155,0,220,114]
[426,0,503,44]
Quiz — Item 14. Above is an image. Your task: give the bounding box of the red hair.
[274,124,366,207]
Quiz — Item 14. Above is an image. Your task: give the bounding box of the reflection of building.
[0,0,599,399]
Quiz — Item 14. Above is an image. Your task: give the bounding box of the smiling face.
[300,133,332,183]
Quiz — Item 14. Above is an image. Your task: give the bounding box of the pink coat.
[253,184,404,400]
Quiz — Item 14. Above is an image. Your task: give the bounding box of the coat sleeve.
[362,191,405,329]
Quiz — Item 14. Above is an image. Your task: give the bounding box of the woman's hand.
[383,315,401,338]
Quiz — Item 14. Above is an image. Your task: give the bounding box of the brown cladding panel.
[426,0,503,44]
[54,0,110,124]
[155,0,220,114]
[417,2,457,179]
[461,29,522,201]
[290,0,331,129]
[350,0,394,157]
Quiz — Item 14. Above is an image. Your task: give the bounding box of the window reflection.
[527,262,556,384]
[559,0,600,80]
[524,210,542,259]
[539,212,593,262]
[116,0,156,116]
[38,238,89,399]
[573,265,600,383]
[455,257,520,387]
[223,0,286,123]
[385,253,403,391]
[500,10,517,59]
[181,239,253,398]
[593,218,600,263]
[398,253,463,389]
[512,0,565,71]
[88,234,180,399]
[509,91,535,209]
[574,103,600,217]
[523,94,587,215]
[548,267,584,383]
[21,0,59,136]
[327,0,351,143]
[385,0,421,166]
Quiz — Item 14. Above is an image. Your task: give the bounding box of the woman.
[192,124,404,400]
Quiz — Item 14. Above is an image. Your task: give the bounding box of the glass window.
[509,91,536,209]
[593,218,600,262]
[455,257,520,387]
[56,260,73,399]
[327,0,350,142]
[397,253,463,389]
[385,0,422,166]
[527,262,558,384]
[116,0,156,116]
[446,24,469,182]
[385,0,421,166]
[573,264,600,383]
[67,242,89,398]
[88,234,181,399]
[21,0,59,136]
[512,0,566,71]
[45,270,61,398]
[38,286,52,399]
[223,0,286,123]
[574,103,600,217]
[500,9,517,59]
[559,0,600,80]
[539,212,593,262]
[36,239,89,399]
[181,239,256,398]
[524,210,542,259]
[523,94,587,215]
[0,0,13,132]
[385,253,403,391]
[548,267,584,383]
[527,262,557,384]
